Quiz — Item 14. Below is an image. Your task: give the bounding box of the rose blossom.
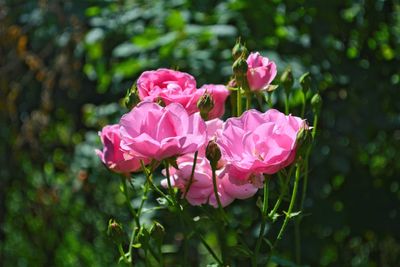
[161,155,262,208]
[196,84,230,119]
[246,52,277,91]
[119,102,207,161]
[161,119,262,207]
[217,109,306,182]
[96,124,148,174]
[137,68,198,113]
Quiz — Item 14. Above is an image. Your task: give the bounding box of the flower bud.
[197,92,215,120]
[280,66,294,94]
[107,219,124,245]
[311,93,322,114]
[232,56,248,88]
[206,140,221,169]
[232,56,248,77]
[299,72,312,94]
[296,125,312,158]
[232,40,248,61]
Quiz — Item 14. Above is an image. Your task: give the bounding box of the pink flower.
[137,68,198,113]
[246,52,277,91]
[217,109,305,182]
[96,124,147,174]
[196,84,230,119]
[119,102,207,161]
[161,155,262,207]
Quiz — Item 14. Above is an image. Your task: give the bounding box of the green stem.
[211,164,229,264]
[294,112,318,264]
[198,233,223,265]
[118,244,130,264]
[211,166,223,210]
[230,87,237,117]
[312,114,318,138]
[184,151,198,199]
[301,91,306,117]
[246,92,251,110]
[284,92,290,114]
[268,166,295,220]
[140,160,173,206]
[121,177,140,227]
[253,177,269,267]
[237,86,243,116]
[266,164,301,265]
[164,161,175,199]
[121,176,140,265]
[276,163,301,242]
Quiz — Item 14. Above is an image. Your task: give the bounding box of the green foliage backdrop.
[1,0,399,266]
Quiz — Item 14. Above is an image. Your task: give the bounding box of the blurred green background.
[1,0,399,266]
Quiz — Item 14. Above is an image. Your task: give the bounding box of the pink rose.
[246,52,277,91]
[161,155,261,208]
[137,68,198,113]
[196,84,230,119]
[217,109,305,182]
[96,124,147,174]
[119,102,207,161]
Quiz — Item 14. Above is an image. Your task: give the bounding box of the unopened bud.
[206,140,221,169]
[280,66,294,94]
[232,39,248,60]
[232,56,248,88]
[232,56,248,76]
[107,219,124,245]
[197,93,214,120]
[311,93,322,114]
[296,125,312,157]
[299,72,312,94]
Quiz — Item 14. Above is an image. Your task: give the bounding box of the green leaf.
[85,6,101,17]
[166,10,185,31]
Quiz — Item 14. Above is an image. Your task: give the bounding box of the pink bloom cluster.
[96,68,305,208]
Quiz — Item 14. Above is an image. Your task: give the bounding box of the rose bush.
[96,41,319,267]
